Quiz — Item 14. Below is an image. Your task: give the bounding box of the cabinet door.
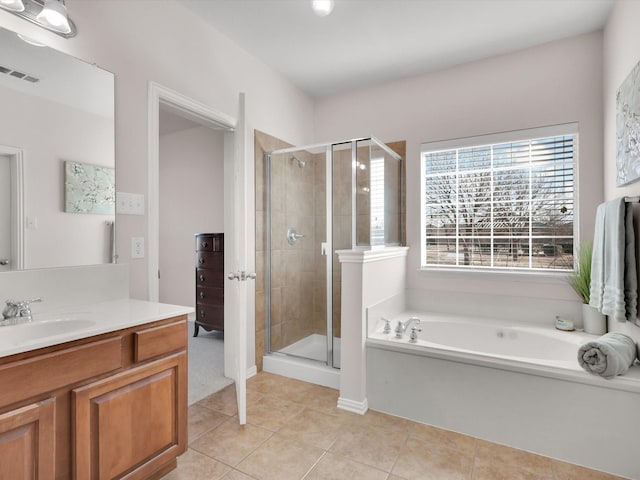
[72,352,187,480]
[0,398,55,480]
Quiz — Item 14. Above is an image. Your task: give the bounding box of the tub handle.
[409,325,422,343]
[382,317,391,334]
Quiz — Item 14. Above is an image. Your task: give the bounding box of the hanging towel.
[589,198,638,323]
[577,332,637,377]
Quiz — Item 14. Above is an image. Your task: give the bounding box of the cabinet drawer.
[196,252,223,269]
[196,235,213,252]
[196,305,223,330]
[196,235,223,252]
[0,337,122,407]
[134,320,187,363]
[196,268,224,288]
[196,287,223,306]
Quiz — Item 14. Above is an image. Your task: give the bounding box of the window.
[369,155,385,245]
[421,124,576,272]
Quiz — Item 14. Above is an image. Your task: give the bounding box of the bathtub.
[366,312,640,479]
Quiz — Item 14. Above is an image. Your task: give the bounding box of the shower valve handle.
[287,227,305,245]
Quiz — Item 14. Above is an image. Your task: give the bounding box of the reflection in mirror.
[0,26,115,271]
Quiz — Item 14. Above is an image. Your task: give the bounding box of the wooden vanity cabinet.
[0,315,188,480]
[0,398,55,480]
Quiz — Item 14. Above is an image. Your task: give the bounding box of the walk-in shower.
[263,137,403,387]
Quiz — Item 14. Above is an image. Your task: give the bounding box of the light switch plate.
[131,193,145,215]
[116,192,145,215]
[26,216,38,229]
[131,237,145,259]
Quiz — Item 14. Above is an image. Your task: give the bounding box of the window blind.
[421,128,575,271]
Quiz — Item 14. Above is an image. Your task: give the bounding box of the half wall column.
[335,247,408,414]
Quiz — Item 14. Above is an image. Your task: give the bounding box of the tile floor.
[162,372,627,480]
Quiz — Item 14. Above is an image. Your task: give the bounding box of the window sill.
[417,266,570,284]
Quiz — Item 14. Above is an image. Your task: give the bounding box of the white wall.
[603,0,640,343]
[0,0,315,299]
[316,32,604,305]
[0,87,113,268]
[159,125,224,307]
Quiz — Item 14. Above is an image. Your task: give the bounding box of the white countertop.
[0,298,194,359]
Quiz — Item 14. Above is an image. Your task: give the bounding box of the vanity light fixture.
[36,0,70,33]
[0,0,25,12]
[311,0,334,17]
[17,32,46,46]
[0,0,76,37]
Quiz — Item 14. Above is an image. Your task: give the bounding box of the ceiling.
[179,0,614,98]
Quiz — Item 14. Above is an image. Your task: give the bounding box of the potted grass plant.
[568,241,606,334]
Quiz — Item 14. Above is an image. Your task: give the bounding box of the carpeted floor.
[187,321,234,405]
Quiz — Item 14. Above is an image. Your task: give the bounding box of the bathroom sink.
[0,318,97,346]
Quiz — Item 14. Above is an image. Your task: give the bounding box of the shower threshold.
[263,334,340,389]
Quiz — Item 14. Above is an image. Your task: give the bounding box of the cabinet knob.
[199,274,205,282]
[199,291,204,299]
[200,310,205,317]
[202,241,208,248]
[199,257,205,264]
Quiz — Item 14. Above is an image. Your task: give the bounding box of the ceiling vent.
[0,64,40,83]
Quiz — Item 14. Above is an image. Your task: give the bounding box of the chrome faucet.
[395,316,421,339]
[1,298,42,325]
[409,325,422,343]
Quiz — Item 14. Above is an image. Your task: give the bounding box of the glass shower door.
[267,148,329,364]
[330,142,354,369]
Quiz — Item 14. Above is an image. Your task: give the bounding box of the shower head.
[290,155,306,169]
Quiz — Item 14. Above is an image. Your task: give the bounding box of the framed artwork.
[64,161,115,214]
[616,59,640,186]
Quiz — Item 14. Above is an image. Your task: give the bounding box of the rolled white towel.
[577,332,637,377]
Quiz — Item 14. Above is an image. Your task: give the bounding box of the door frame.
[147,83,253,420]
[0,145,24,271]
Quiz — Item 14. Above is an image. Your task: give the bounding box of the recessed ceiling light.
[311,0,334,17]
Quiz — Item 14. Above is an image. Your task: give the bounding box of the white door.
[0,155,10,271]
[224,93,250,424]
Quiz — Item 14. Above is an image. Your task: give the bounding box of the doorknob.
[227,271,257,281]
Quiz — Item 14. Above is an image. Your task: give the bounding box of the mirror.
[0,26,115,271]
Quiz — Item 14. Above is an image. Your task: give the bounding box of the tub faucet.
[395,316,421,339]
[382,318,391,334]
[409,325,422,343]
[1,298,42,325]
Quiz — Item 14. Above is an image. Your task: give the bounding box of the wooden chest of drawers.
[194,233,224,336]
